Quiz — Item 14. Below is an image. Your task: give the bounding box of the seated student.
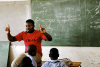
[20,56,34,67]
[41,48,68,67]
[26,45,37,67]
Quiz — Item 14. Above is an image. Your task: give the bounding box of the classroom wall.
[0,0,100,67]
[0,0,31,41]
[0,0,31,67]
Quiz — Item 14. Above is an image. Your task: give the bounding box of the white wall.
[0,0,31,67]
[0,0,100,67]
[0,0,31,41]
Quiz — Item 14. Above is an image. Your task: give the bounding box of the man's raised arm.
[5,24,17,42]
[39,24,52,41]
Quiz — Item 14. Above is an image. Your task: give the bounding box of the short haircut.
[27,45,37,56]
[26,19,34,25]
[50,48,59,59]
[20,56,33,67]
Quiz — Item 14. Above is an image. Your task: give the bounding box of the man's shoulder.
[19,31,27,33]
[34,30,40,33]
[34,30,43,35]
[16,31,27,36]
[20,31,28,34]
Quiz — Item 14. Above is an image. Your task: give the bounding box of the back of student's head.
[49,48,59,60]
[20,56,33,67]
[27,44,37,56]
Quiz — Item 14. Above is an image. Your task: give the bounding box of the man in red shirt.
[5,19,52,67]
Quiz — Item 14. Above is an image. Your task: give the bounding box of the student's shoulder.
[42,61,50,67]
[43,61,51,65]
[27,55,34,59]
[44,61,50,64]
[59,61,68,67]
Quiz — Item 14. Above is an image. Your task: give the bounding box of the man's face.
[26,22,34,33]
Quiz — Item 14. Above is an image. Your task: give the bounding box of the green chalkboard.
[31,0,100,46]
[0,41,10,67]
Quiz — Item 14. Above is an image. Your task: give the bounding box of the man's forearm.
[43,32,52,41]
[7,33,17,42]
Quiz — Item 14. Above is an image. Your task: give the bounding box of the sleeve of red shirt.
[40,33,46,40]
[15,32,23,42]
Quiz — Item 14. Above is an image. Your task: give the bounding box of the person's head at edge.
[49,48,59,60]
[20,56,33,67]
[27,44,37,56]
[26,19,35,33]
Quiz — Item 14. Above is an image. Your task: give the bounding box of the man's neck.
[27,30,34,33]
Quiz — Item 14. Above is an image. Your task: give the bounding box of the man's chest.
[23,33,41,42]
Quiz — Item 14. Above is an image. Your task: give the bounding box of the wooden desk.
[37,61,81,67]
[68,62,81,67]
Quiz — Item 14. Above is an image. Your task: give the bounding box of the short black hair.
[49,48,59,59]
[20,56,33,67]
[26,19,34,25]
[27,45,37,56]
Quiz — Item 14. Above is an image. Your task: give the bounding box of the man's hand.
[39,24,46,33]
[5,24,10,34]
[39,24,52,41]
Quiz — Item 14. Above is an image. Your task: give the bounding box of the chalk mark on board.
[40,2,52,6]
[87,1,100,18]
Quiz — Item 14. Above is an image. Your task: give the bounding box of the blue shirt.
[27,55,37,67]
[41,60,68,67]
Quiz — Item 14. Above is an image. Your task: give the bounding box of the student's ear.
[58,54,59,57]
[49,54,51,57]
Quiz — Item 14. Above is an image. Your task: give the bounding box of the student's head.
[20,56,33,67]
[26,19,35,33]
[27,44,37,56]
[49,48,59,60]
